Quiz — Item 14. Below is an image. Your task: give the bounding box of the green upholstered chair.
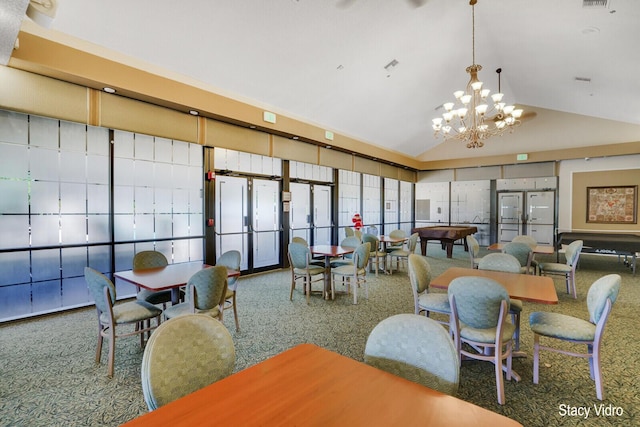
[290,237,324,266]
[466,234,483,269]
[478,252,523,353]
[329,236,361,268]
[538,239,583,299]
[384,229,407,254]
[362,233,387,276]
[448,276,516,405]
[512,234,539,273]
[331,242,370,304]
[408,254,450,327]
[163,266,228,320]
[388,232,419,274]
[134,251,173,307]
[141,314,235,410]
[85,267,162,378]
[365,313,459,395]
[288,242,326,304]
[344,226,355,238]
[216,250,242,331]
[529,274,621,400]
[502,241,535,275]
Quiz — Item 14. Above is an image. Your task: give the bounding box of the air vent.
[582,0,608,8]
[575,77,592,83]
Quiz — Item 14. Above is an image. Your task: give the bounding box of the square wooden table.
[310,245,355,299]
[121,343,523,427]
[115,261,240,304]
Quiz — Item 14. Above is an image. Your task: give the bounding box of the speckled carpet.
[1,245,638,426]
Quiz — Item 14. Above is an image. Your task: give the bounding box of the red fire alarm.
[206,170,215,181]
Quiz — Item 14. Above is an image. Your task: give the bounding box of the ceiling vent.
[575,77,592,83]
[582,0,608,8]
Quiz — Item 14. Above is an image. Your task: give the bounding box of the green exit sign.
[516,153,528,161]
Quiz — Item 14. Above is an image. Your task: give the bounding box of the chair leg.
[95,322,104,364]
[232,294,240,332]
[305,275,310,305]
[590,343,605,400]
[495,344,506,405]
[511,312,521,352]
[533,334,540,384]
[570,271,577,299]
[107,325,116,378]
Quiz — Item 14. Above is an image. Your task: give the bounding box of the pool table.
[412,225,478,258]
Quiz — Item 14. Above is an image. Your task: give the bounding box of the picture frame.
[587,185,637,224]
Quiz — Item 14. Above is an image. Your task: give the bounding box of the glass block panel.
[189,143,203,167]
[0,251,30,285]
[114,158,134,185]
[0,216,29,249]
[0,283,31,320]
[30,147,59,181]
[134,133,154,160]
[226,149,239,171]
[60,151,86,183]
[0,143,28,179]
[238,152,251,173]
[135,187,154,214]
[29,115,58,149]
[60,120,86,152]
[61,246,88,278]
[113,130,134,158]
[88,245,111,274]
[173,214,189,237]
[0,180,28,213]
[154,241,173,262]
[60,182,86,213]
[173,239,190,263]
[114,186,134,214]
[0,110,28,145]
[155,163,173,188]
[173,140,189,165]
[189,238,204,261]
[32,280,62,312]
[190,214,203,236]
[114,214,135,241]
[188,165,203,190]
[32,249,61,281]
[155,137,172,163]
[173,164,189,188]
[155,214,173,239]
[173,189,189,214]
[134,214,154,240]
[134,160,154,187]
[60,215,87,245]
[30,181,59,214]
[87,184,109,214]
[116,280,137,299]
[113,243,134,271]
[213,147,227,170]
[87,215,109,243]
[189,190,203,214]
[31,215,60,247]
[155,188,172,214]
[87,125,109,156]
[87,154,109,184]
[62,276,89,306]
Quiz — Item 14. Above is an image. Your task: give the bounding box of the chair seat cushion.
[389,250,410,257]
[293,266,325,275]
[331,265,366,276]
[538,262,571,273]
[137,289,174,305]
[529,312,596,341]
[418,293,450,313]
[460,322,516,344]
[329,260,353,268]
[163,302,221,320]
[102,301,162,324]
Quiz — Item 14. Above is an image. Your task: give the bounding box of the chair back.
[366,225,378,236]
[565,240,583,267]
[291,236,308,247]
[448,276,510,329]
[188,266,228,311]
[354,229,363,241]
[466,235,480,257]
[587,274,621,324]
[406,233,419,253]
[288,242,311,269]
[364,314,459,395]
[85,267,115,314]
[512,235,537,249]
[502,242,533,268]
[141,314,235,410]
[341,236,361,249]
[408,254,431,295]
[353,242,371,269]
[344,226,355,237]
[478,253,521,274]
[362,233,380,253]
[216,250,241,290]
[133,251,168,270]
[389,229,406,239]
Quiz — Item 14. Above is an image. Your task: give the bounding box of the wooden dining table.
[310,244,355,299]
[378,235,408,273]
[114,261,240,304]
[121,343,523,427]
[487,242,555,255]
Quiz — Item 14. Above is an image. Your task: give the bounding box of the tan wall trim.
[206,120,269,155]
[320,148,352,170]
[272,135,319,163]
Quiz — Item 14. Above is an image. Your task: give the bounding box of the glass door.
[290,182,312,243]
[215,175,249,271]
[252,179,280,269]
[313,185,332,245]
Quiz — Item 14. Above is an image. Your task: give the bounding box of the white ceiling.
[37,0,640,161]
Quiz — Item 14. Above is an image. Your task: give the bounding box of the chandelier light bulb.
[454,90,465,99]
[471,81,483,91]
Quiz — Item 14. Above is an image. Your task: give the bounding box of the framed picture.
[587,185,638,224]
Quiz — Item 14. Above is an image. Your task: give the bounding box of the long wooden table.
[122,343,523,427]
[412,226,478,258]
[114,261,240,304]
[431,267,558,305]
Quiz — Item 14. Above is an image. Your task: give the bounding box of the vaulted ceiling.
[9,0,640,166]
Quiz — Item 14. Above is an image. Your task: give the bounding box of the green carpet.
[1,245,639,426]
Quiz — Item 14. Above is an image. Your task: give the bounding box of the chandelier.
[432,0,523,148]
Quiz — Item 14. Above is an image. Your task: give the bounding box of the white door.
[498,192,523,242]
[314,185,332,245]
[252,179,280,269]
[527,191,555,245]
[215,176,249,271]
[290,182,312,243]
